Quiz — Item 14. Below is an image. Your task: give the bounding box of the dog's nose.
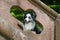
[25,18,29,22]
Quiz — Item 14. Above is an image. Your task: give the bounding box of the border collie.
[23,11,41,34]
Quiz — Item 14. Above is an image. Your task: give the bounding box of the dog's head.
[23,9,36,24]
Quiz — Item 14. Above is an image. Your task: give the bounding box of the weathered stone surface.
[0,0,54,40]
[56,14,60,40]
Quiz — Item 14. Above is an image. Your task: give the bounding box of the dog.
[23,10,41,34]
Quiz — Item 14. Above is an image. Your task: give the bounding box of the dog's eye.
[28,17,31,19]
[25,16,27,18]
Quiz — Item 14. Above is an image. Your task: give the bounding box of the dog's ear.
[25,9,36,19]
[23,12,27,18]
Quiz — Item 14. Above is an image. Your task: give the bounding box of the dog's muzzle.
[24,20,30,24]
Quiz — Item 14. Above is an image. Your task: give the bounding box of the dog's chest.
[23,22,35,31]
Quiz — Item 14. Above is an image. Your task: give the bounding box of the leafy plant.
[41,0,60,13]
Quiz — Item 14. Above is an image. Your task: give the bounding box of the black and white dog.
[23,10,41,34]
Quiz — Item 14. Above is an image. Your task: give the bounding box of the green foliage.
[10,7,23,22]
[49,5,60,13]
[41,0,60,13]
[36,22,43,31]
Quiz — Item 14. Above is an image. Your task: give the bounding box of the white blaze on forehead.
[26,14,31,17]
[25,13,32,22]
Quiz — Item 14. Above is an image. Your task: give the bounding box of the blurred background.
[41,0,60,13]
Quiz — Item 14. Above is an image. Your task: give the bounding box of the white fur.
[26,14,31,17]
[25,14,32,22]
[23,13,35,31]
[23,21,35,31]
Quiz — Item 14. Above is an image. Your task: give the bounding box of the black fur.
[31,26,41,34]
